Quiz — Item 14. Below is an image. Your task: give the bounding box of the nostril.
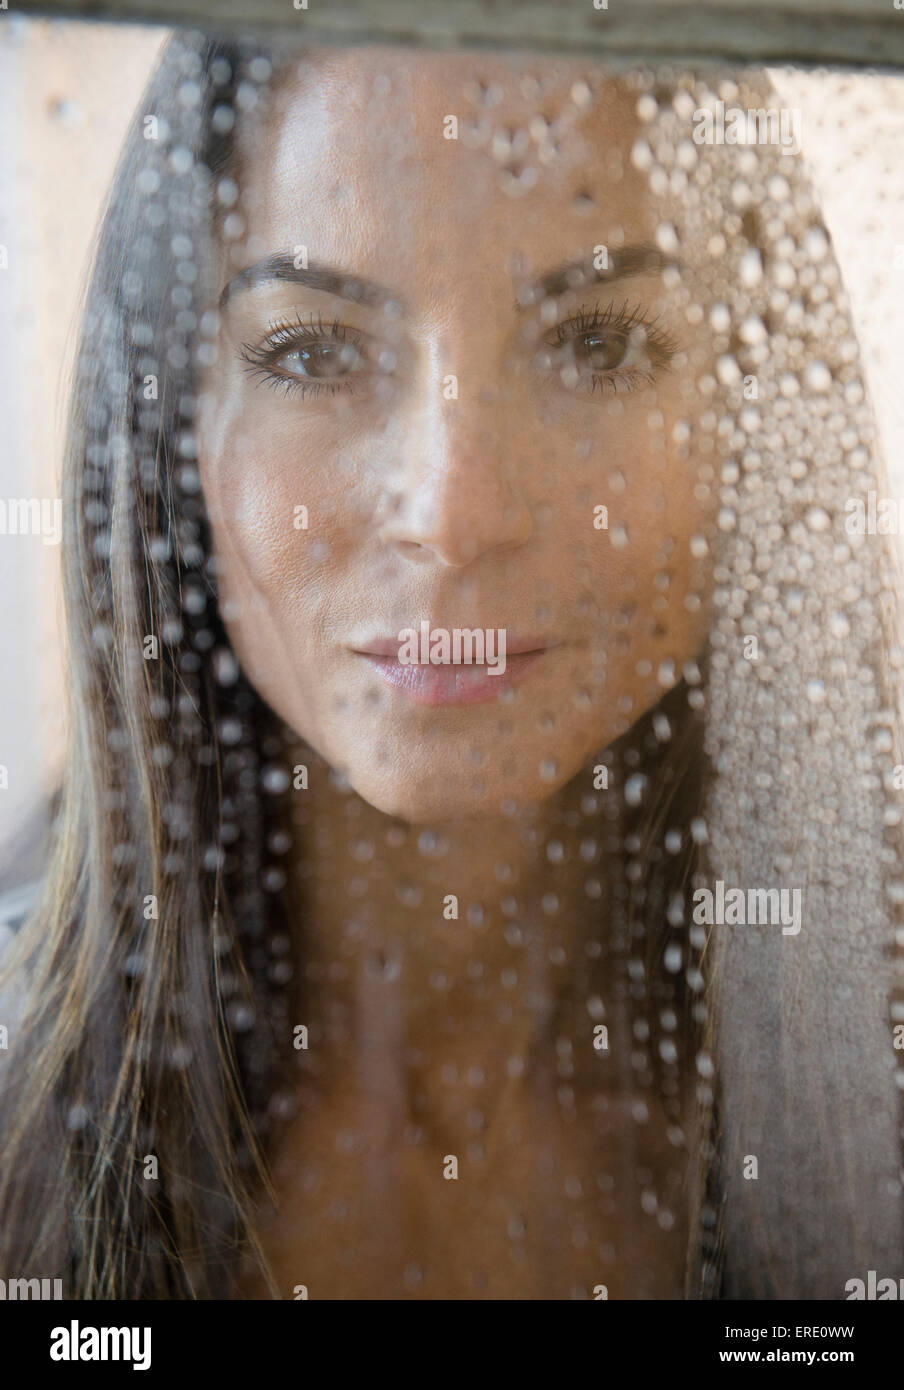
[394,539,429,562]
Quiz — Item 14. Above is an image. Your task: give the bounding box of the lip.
[350,633,559,707]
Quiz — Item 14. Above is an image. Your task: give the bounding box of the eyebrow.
[514,244,676,309]
[218,242,674,315]
[219,255,395,312]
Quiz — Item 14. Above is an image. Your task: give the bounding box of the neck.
[282,745,608,1135]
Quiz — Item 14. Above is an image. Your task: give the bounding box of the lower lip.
[355,649,549,706]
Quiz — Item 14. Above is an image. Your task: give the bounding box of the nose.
[378,384,534,568]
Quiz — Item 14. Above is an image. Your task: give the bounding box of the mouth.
[350,633,559,708]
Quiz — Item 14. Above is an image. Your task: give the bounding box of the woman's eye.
[573,331,632,373]
[277,340,365,379]
[550,326,649,393]
[541,306,676,396]
[238,317,375,396]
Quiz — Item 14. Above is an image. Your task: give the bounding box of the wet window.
[1,5,904,1312]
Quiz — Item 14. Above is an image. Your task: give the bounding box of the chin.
[345,761,575,824]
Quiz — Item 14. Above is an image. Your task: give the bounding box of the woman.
[0,30,901,1299]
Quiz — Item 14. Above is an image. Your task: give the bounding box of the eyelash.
[239,311,368,398]
[238,299,678,400]
[545,300,679,395]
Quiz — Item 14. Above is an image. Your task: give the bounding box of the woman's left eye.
[544,303,677,395]
[571,330,635,374]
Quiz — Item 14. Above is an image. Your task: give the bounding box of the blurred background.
[1,13,904,848]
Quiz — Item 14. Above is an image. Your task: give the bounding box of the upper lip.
[351,634,559,658]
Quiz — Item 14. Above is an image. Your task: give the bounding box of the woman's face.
[198,50,714,822]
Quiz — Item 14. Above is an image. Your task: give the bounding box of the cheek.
[198,389,366,619]
[566,425,712,687]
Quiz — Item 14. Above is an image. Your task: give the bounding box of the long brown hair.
[0,32,301,1297]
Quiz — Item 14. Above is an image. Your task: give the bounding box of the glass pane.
[1,14,903,1304]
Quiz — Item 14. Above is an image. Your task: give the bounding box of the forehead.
[235,49,654,291]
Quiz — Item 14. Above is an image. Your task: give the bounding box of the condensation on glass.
[0,13,903,1302]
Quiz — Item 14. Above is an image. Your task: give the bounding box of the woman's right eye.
[239,314,374,395]
[275,340,365,379]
